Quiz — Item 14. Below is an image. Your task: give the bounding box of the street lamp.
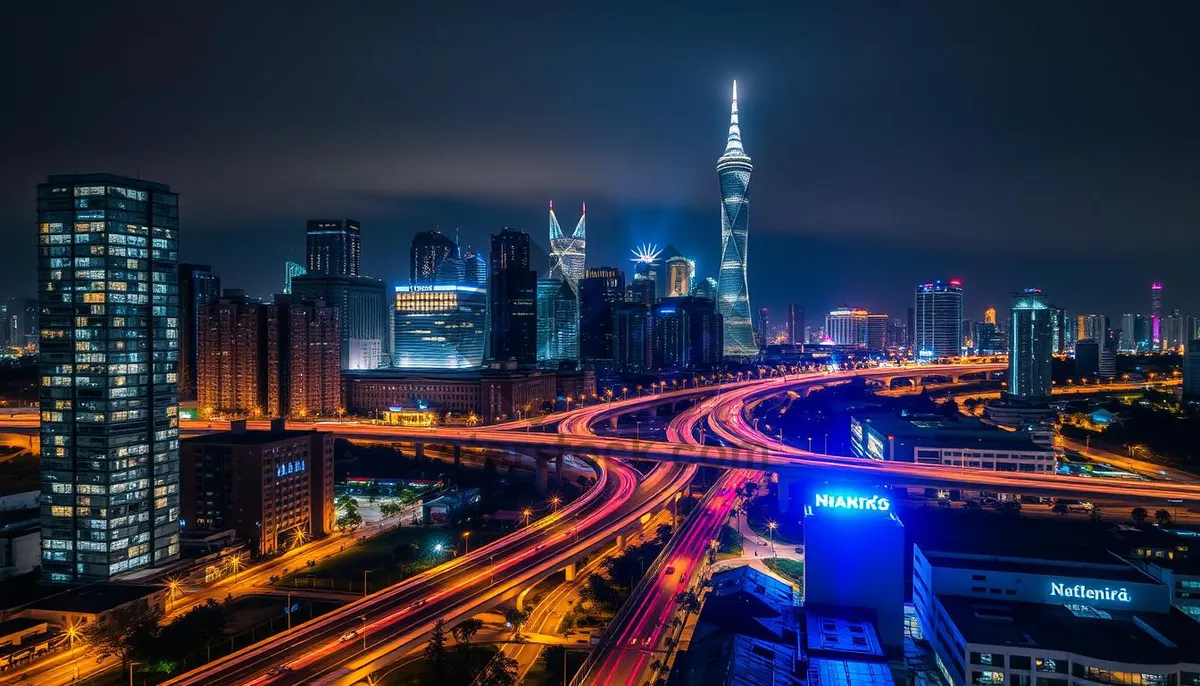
[166,578,182,612]
[66,622,80,682]
[550,495,561,513]
[228,554,244,585]
[766,520,778,557]
[462,531,471,556]
[521,508,533,527]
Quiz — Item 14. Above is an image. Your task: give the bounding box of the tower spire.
[549,200,563,240]
[725,80,744,155]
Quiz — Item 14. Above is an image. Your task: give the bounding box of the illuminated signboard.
[275,459,307,478]
[1050,582,1130,604]
[866,434,885,460]
[813,493,891,512]
[850,419,863,443]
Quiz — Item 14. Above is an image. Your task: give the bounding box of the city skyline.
[3,5,1199,322]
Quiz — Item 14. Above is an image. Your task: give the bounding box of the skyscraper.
[306,219,361,277]
[786,303,802,345]
[291,274,389,371]
[613,302,653,375]
[1151,281,1163,350]
[283,260,306,295]
[665,256,692,297]
[1007,289,1053,399]
[716,81,756,358]
[579,267,625,362]
[1164,309,1185,351]
[757,307,770,347]
[393,284,487,369]
[410,230,457,288]
[536,278,580,363]
[488,228,537,364]
[653,297,723,372]
[826,307,869,347]
[38,174,180,582]
[1048,306,1066,354]
[914,280,964,359]
[867,313,889,351]
[548,202,586,292]
[179,263,220,401]
[1185,339,1200,403]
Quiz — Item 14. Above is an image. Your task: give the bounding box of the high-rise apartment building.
[579,267,625,362]
[548,202,586,292]
[756,307,770,347]
[179,264,220,401]
[716,81,757,358]
[887,317,908,349]
[1164,309,1186,351]
[786,304,802,345]
[287,301,341,417]
[627,278,656,308]
[867,313,889,351]
[290,274,388,371]
[488,229,537,365]
[825,307,868,347]
[653,297,723,372]
[1151,281,1163,350]
[306,219,361,278]
[973,321,1002,356]
[665,256,692,298]
[197,291,266,416]
[536,278,579,363]
[1007,289,1053,399]
[392,285,486,369]
[37,174,180,582]
[410,230,456,288]
[1118,313,1147,353]
[283,261,306,295]
[1048,306,1066,354]
[914,280,963,359]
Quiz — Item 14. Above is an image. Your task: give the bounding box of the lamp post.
[766,520,777,557]
[129,661,141,686]
[66,623,80,682]
[806,437,813,452]
[550,495,561,514]
[363,569,372,597]
[462,531,471,556]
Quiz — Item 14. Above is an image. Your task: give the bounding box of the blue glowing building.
[914,279,964,359]
[716,81,757,358]
[536,277,579,363]
[393,284,486,369]
[1007,288,1053,399]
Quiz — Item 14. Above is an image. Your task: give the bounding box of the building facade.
[290,274,388,371]
[181,425,334,557]
[866,313,889,351]
[1007,289,1053,399]
[197,293,265,415]
[488,229,537,365]
[1185,339,1200,403]
[915,280,964,359]
[287,301,341,417]
[653,296,723,372]
[716,81,757,358]
[578,267,625,362]
[665,256,691,298]
[393,284,486,369]
[536,278,579,363]
[343,368,558,424]
[613,302,653,375]
[410,230,456,288]
[283,260,306,295]
[826,307,868,347]
[305,219,361,278]
[37,174,181,582]
[548,202,586,292]
[178,263,220,401]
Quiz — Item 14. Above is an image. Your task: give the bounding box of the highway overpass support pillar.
[516,585,534,613]
[616,534,627,551]
[453,445,462,469]
[609,416,619,431]
[414,443,425,460]
[535,456,549,495]
[563,562,576,582]
[554,453,564,489]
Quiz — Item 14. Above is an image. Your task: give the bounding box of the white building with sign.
[914,544,1200,685]
[850,413,1057,474]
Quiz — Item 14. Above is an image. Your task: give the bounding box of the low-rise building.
[850,412,1056,473]
[181,421,334,557]
[342,368,560,424]
[21,583,166,628]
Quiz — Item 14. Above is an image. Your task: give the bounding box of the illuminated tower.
[1008,288,1053,399]
[716,81,757,358]
[548,201,586,292]
[1151,281,1163,350]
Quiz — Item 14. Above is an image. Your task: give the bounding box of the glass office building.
[1008,288,1053,399]
[394,285,486,369]
[38,174,181,582]
[915,280,964,359]
[536,277,579,363]
[306,218,361,277]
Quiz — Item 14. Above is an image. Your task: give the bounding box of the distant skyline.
[4,3,1198,322]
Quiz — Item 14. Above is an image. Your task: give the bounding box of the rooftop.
[922,549,1160,585]
[807,659,895,686]
[804,607,885,658]
[858,412,1048,452]
[183,429,322,446]
[937,594,1200,666]
[0,617,47,639]
[30,583,162,615]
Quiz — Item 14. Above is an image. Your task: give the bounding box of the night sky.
[4,3,1199,325]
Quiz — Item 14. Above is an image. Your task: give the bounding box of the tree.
[674,590,701,615]
[718,525,743,555]
[1131,507,1149,524]
[336,494,358,512]
[452,617,483,653]
[1156,509,1173,526]
[156,599,226,663]
[423,618,449,683]
[379,501,405,519]
[365,481,382,504]
[655,524,675,546]
[477,653,519,686]
[335,508,363,533]
[81,601,161,666]
[580,573,619,612]
[502,606,533,640]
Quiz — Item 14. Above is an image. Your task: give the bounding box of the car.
[267,665,291,677]
[535,543,545,551]
[411,599,426,609]
[628,637,639,646]
[665,565,676,575]
[679,572,688,583]
[339,630,359,642]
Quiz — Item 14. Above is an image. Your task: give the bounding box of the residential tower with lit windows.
[37,174,181,582]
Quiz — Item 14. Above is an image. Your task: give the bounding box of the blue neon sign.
[814,493,891,512]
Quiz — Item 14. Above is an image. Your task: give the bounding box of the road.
[576,398,756,685]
